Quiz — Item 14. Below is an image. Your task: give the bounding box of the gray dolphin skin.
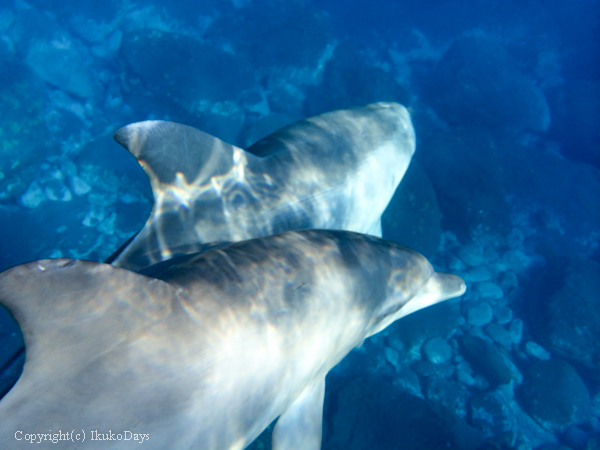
[108,102,415,272]
[0,230,465,449]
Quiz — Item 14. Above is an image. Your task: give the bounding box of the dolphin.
[0,230,465,449]
[107,102,415,272]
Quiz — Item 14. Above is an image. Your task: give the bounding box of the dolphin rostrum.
[0,230,465,449]
[107,102,415,272]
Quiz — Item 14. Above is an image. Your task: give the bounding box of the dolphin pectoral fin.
[272,378,325,450]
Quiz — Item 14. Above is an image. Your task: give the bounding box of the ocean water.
[0,0,599,448]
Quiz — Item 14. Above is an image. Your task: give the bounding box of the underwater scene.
[0,0,599,448]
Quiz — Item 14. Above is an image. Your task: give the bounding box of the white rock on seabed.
[44,180,73,202]
[455,360,476,386]
[60,161,77,177]
[506,228,524,249]
[25,38,94,99]
[463,266,493,283]
[393,366,423,398]
[508,319,524,345]
[458,244,486,267]
[447,255,465,272]
[82,203,105,227]
[484,323,514,348]
[20,181,46,208]
[97,212,116,235]
[475,281,504,301]
[384,347,400,369]
[70,175,91,196]
[503,250,531,272]
[499,271,518,290]
[524,341,551,360]
[493,305,513,325]
[422,337,453,365]
[465,301,494,327]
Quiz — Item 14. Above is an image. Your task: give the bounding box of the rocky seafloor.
[0,0,599,449]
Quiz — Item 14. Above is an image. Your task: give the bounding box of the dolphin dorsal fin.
[110,121,260,270]
[114,120,245,194]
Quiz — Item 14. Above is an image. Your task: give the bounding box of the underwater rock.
[240,113,301,148]
[304,42,410,116]
[524,341,551,360]
[325,376,455,450]
[205,0,332,69]
[430,35,550,134]
[392,365,422,398]
[20,181,46,208]
[23,0,119,22]
[24,18,95,99]
[464,301,493,327]
[475,281,504,301]
[44,179,72,202]
[240,88,270,117]
[384,347,399,369]
[512,400,561,449]
[388,300,460,369]
[193,106,246,147]
[459,335,522,386]
[493,305,513,325]
[455,360,476,387]
[70,175,91,196]
[507,228,525,250]
[521,359,591,433]
[552,80,600,168]
[382,161,442,259]
[0,57,48,197]
[462,266,492,283]
[500,139,600,242]
[563,426,590,450]
[67,13,118,46]
[413,360,440,378]
[425,378,469,419]
[458,244,485,267]
[470,389,517,447]
[97,212,116,235]
[544,259,600,375]
[82,203,105,227]
[484,323,514,349]
[417,127,511,239]
[503,250,531,272]
[422,337,453,365]
[120,29,255,114]
[498,270,519,292]
[508,319,523,345]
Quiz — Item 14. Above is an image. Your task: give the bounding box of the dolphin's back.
[0,230,464,450]
[109,103,415,272]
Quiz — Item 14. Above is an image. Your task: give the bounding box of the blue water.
[0,0,599,448]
